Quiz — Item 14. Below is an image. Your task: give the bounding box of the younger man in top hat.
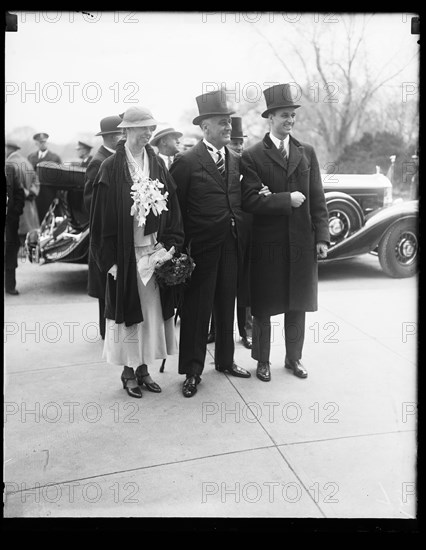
[28,132,62,222]
[151,127,183,169]
[241,83,330,383]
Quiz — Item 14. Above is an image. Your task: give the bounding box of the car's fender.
[325,200,418,261]
[324,191,365,222]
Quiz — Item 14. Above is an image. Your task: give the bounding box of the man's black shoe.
[240,336,252,349]
[215,363,251,378]
[256,361,271,382]
[285,359,308,378]
[182,375,201,397]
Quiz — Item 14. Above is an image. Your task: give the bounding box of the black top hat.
[230,117,247,140]
[261,84,301,118]
[151,127,183,147]
[193,90,236,125]
[33,132,49,141]
[95,115,123,136]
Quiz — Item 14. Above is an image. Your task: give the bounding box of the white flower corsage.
[130,176,169,227]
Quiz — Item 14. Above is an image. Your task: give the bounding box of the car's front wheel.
[378,219,418,278]
[326,199,363,245]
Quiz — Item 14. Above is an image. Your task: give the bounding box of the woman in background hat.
[90,106,184,398]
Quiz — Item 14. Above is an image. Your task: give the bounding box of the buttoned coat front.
[241,133,330,316]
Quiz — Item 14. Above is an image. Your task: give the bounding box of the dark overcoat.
[84,145,114,300]
[89,143,184,326]
[241,133,330,316]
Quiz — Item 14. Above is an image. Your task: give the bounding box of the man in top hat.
[84,115,123,339]
[77,141,93,168]
[241,83,330,383]
[207,116,253,349]
[151,127,183,169]
[228,116,247,155]
[28,132,62,222]
[5,141,27,295]
[229,117,253,350]
[170,89,260,397]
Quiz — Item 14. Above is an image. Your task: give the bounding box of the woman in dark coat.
[90,107,184,398]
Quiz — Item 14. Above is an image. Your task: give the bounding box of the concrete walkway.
[4,254,417,518]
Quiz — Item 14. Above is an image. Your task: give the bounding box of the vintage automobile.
[26,163,417,278]
[322,172,393,245]
[323,199,418,278]
[26,162,89,265]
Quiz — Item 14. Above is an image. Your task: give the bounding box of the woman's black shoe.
[121,374,143,398]
[135,366,162,393]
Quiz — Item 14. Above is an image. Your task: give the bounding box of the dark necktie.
[278,140,288,167]
[207,145,226,178]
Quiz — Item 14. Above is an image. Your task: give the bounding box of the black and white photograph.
[4,10,419,525]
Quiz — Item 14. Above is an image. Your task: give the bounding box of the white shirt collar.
[38,150,48,159]
[103,145,115,154]
[203,138,225,156]
[269,132,290,155]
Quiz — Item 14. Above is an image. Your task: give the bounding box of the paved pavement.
[4,253,418,519]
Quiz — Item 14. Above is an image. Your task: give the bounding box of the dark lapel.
[287,136,304,178]
[263,133,287,170]
[226,146,239,187]
[98,145,112,162]
[195,141,227,191]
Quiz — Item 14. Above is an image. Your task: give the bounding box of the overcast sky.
[5,11,419,146]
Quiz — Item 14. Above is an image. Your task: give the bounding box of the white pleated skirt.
[103,246,178,368]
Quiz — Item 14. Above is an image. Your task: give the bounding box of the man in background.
[151,127,183,169]
[5,141,26,295]
[9,143,40,248]
[28,132,62,222]
[229,116,253,350]
[77,141,93,168]
[84,115,123,340]
[180,137,197,152]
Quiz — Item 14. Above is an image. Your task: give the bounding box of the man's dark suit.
[170,140,249,376]
[84,145,114,339]
[28,150,62,222]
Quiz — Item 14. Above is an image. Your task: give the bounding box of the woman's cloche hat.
[117,106,158,128]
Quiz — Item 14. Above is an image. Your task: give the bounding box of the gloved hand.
[137,244,175,285]
[108,264,118,280]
